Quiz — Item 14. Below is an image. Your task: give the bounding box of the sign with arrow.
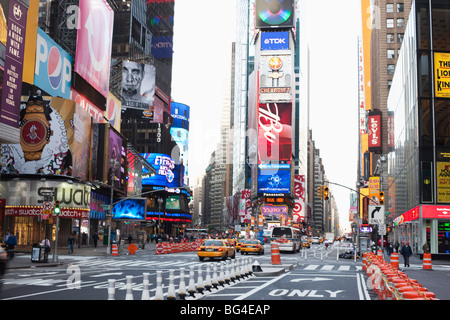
[369,205,385,225]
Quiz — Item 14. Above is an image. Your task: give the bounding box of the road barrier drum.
[112,244,118,256]
[390,252,399,269]
[271,243,281,265]
[423,253,432,270]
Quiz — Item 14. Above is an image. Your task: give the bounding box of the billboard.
[0,0,28,128]
[258,102,292,161]
[151,36,173,59]
[259,54,293,102]
[121,60,156,109]
[75,0,114,98]
[141,153,182,188]
[258,163,291,194]
[112,198,146,220]
[434,52,450,98]
[34,28,72,99]
[255,0,295,29]
[1,95,91,180]
[368,109,382,153]
[261,31,289,51]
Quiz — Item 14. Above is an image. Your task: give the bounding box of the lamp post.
[157,197,164,235]
[107,158,120,254]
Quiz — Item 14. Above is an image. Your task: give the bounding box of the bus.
[271,226,302,252]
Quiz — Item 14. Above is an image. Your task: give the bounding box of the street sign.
[43,201,52,211]
[378,224,386,236]
[368,205,385,225]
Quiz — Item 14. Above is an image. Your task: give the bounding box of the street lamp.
[107,158,120,254]
[158,197,164,235]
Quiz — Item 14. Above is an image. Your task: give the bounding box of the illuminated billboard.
[258,102,292,161]
[255,0,295,29]
[112,198,146,220]
[258,164,291,194]
[75,0,114,98]
[141,153,182,188]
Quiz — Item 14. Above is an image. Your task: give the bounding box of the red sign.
[368,111,382,151]
[422,205,450,219]
[6,206,89,219]
[258,102,292,161]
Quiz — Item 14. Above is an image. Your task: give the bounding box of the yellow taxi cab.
[235,240,244,252]
[240,239,264,255]
[301,240,310,248]
[197,239,236,261]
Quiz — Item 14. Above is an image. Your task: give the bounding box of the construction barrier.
[423,253,432,270]
[390,252,399,269]
[364,251,438,300]
[154,241,206,255]
[271,242,281,265]
[112,243,118,256]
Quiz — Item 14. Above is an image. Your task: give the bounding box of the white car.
[312,237,320,244]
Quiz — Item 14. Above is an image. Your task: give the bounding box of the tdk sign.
[34,28,72,99]
[261,31,289,51]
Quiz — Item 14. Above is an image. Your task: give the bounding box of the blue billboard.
[258,164,291,194]
[171,102,190,130]
[141,153,182,187]
[261,31,289,51]
[34,28,72,98]
[112,198,146,220]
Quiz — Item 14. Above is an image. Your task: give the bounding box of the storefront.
[394,205,450,255]
[1,178,91,247]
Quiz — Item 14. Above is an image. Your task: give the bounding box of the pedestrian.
[6,232,17,259]
[82,232,87,246]
[394,241,400,253]
[68,233,75,254]
[92,233,99,248]
[386,242,393,256]
[422,241,430,254]
[128,234,132,245]
[400,242,412,267]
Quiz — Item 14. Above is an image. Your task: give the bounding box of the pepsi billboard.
[34,28,72,99]
[261,31,289,51]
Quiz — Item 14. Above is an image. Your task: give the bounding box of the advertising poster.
[75,0,114,98]
[434,52,450,98]
[112,198,146,220]
[255,0,295,29]
[108,128,123,187]
[293,175,305,222]
[121,60,156,109]
[1,96,91,179]
[71,88,105,124]
[437,162,450,203]
[258,164,291,194]
[34,28,72,99]
[141,153,181,188]
[368,109,382,152]
[258,102,292,161]
[0,0,28,128]
[106,92,121,132]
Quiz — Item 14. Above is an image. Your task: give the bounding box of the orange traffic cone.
[271,243,281,265]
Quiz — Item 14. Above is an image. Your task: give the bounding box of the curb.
[253,263,296,277]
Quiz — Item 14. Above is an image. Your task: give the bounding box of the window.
[387,33,395,43]
[387,64,395,74]
[386,3,394,13]
[397,3,404,13]
[397,18,404,28]
[387,18,394,28]
[397,33,404,43]
[387,49,395,59]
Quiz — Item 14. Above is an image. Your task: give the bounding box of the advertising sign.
[293,175,305,222]
[71,88,105,124]
[255,0,295,29]
[141,153,181,188]
[112,198,146,220]
[258,164,291,194]
[434,52,450,98]
[261,31,289,51]
[0,96,91,179]
[258,102,292,161]
[34,28,72,99]
[260,204,288,219]
[75,0,114,98]
[437,162,450,203]
[368,110,382,152]
[259,54,292,103]
[121,60,156,109]
[0,0,28,127]
[151,36,173,59]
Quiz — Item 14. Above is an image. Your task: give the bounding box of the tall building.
[387,0,450,256]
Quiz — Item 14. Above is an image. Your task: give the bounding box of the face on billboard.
[122,61,156,109]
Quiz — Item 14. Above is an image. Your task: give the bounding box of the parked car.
[240,239,264,255]
[197,239,236,261]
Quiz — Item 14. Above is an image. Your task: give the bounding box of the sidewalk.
[5,241,158,270]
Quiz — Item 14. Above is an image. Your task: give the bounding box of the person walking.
[422,241,430,254]
[400,242,413,267]
[6,232,17,259]
[92,233,99,248]
[68,233,75,255]
[394,241,400,253]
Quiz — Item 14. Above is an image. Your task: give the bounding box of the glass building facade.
[387,0,450,255]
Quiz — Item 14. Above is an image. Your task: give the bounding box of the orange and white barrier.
[271,243,281,265]
[390,252,399,269]
[423,253,432,270]
[112,243,118,256]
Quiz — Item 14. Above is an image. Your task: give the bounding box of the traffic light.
[317,186,323,198]
[54,200,60,215]
[323,186,330,200]
[379,191,385,204]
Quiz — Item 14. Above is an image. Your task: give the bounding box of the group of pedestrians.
[381,240,430,267]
